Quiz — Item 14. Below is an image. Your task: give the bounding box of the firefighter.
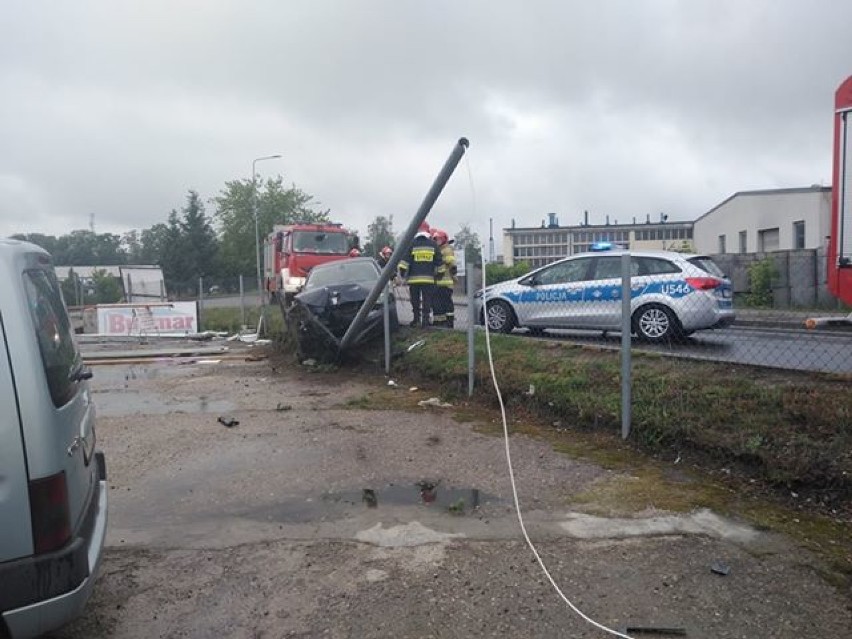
[431,229,457,328]
[398,221,441,328]
[377,245,393,268]
[348,247,362,257]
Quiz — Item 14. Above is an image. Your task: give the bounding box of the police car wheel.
[633,304,678,342]
[486,300,515,333]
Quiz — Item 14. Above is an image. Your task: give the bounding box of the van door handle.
[67,436,84,457]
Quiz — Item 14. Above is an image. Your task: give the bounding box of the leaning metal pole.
[339,137,470,352]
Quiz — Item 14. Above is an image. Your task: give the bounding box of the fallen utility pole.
[339,137,469,352]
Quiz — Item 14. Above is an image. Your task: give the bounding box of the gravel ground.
[49,354,852,639]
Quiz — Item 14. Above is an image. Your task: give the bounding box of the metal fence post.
[198,276,204,332]
[620,252,632,439]
[239,275,246,327]
[383,281,391,374]
[467,263,475,396]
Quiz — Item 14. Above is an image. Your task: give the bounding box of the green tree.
[159,210,193,293]
[90,269,123,303]
[363,215,395,257]
[453,224,482,266]
[214,175,325,276]
[180,190,218,278]
[121,230,144,263]
[60,268,82,307]
[138,223,170,264]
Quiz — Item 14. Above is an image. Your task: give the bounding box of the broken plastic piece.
[217,416,239,428]
[710,560,731,576]
[418,397,452,408]
[387,380,397,386]
[407,339,427,352]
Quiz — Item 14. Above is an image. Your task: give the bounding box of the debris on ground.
[245,354,268,362]
[406,339,427,352]
[276,403,292,412]
[217,416,240,428]
[409,386,419,392]
[711,560,731,576]
[418,397,452,408]
[302,359,317,367]
[622,626,687,636]
[387,380,397,386]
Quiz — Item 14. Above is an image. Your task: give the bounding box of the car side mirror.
[520,275,538,287]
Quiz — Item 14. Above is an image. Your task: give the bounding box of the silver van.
[0,239,107,638]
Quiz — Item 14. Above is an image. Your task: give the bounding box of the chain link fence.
[447,250,851,506]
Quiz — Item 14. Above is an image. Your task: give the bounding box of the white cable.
[465,154,634,639]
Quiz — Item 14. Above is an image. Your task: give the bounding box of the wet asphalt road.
[51,356,851,638]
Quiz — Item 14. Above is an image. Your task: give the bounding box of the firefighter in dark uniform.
[431,229,456,328]
[398,222,441,328]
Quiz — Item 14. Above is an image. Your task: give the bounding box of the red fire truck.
[264,222,353,305]
[807,75,852,328]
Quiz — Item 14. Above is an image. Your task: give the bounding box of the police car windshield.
[293,231,348,254]
[304,261,379,290]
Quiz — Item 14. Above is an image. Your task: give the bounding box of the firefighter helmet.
[431,229,449,245]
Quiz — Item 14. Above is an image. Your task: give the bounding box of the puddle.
[248,482,502,523]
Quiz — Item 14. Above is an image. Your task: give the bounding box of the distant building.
[692,186,832,255]
[502,212,694,269]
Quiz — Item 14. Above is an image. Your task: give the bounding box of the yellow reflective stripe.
[398,260,409,270]
[407,276,435,284]
[412,247,435,262]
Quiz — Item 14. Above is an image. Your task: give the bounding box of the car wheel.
[485,300,515,333]
[633,304,680,342]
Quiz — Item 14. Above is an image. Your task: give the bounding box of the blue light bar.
[589,242,614,251]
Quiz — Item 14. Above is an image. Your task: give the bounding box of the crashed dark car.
[287,257,399,361]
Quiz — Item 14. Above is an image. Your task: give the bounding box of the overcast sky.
[2,0,851,249]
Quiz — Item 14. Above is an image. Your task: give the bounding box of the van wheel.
[632,304,680,343]
[485,300,516,333]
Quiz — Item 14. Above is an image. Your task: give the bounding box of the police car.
[474,247,735,342]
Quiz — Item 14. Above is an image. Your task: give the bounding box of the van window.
[23,269,80,407]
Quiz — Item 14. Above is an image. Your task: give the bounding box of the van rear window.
[23,269,80,407]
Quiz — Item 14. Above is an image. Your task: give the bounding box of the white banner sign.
[96,302,198,336]
[454,249,467,276]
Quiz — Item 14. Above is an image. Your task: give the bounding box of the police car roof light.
[589,242,614,251]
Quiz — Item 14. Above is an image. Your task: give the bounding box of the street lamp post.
[252,154,282,328]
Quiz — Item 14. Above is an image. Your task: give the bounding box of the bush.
[746,258,778,307]
[486,261,531,285]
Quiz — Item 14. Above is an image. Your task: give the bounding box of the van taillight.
[29,471,71,554]
[685,277,722,290]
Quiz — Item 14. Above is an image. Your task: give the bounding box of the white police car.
[475,248,735,342]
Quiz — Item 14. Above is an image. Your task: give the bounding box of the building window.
[718,235,726,254]
[793,220,805,250]
[758,227,780,252]
[739,231,747,254]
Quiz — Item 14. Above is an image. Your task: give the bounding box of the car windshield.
[304,260,379,290]
[292,231,349,254]
[687,256,725,278]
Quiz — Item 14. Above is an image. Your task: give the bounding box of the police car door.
[522,257,593,328]
[584,255,635,329]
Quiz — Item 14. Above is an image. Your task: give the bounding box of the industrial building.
[692,186,832,255]
[502,212,694,268]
